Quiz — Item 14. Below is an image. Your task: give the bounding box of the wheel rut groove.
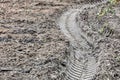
[57,0,109,80]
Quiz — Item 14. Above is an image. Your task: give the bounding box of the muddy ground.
[0,0,71,80]
[76,2,120,80]
[0,0,120,80]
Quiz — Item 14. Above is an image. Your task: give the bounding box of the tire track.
[57,0,108,80]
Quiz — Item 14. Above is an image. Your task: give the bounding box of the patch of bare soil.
[76,2,120,80]
[0,0,70,80]
[0,0,120,80]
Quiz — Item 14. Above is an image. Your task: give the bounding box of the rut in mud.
[57,0,108,80]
